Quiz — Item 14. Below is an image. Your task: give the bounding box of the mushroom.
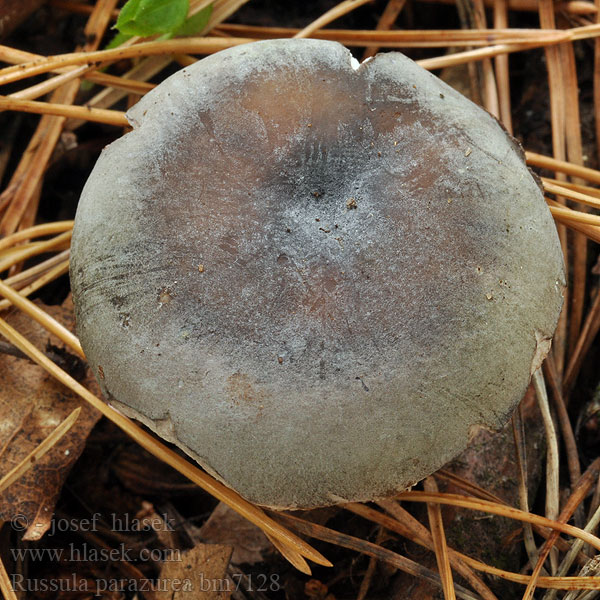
[70,39,565,509]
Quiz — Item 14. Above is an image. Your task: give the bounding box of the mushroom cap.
[70,39,564,509]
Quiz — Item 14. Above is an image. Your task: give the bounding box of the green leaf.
[173,4,212,37]
[116,0,189,37]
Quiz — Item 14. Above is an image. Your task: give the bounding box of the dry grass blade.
[0,49,155,98]
[396,491,600,551]
[424,476,456,600]
[50,0,119,15]
[553,219,600,245]
[418,0,598,13]
[0,315,331,570]
[0,407,80,493]
[567,559,600,600]
[472,0,500,117]
[83,72,155,94]
[3,251,69,290]
[0,96,129,127]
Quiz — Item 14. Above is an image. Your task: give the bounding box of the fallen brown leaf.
[157,542,233,600]
[0,297,100,540]
[200,501,271,566]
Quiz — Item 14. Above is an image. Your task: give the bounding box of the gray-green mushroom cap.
[70,39,564,509]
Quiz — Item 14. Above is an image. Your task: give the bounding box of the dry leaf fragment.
[157,542,233,600]
[199,502,271,566]
[0,298,100,540]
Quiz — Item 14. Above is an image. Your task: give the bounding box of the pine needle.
[0,407,81,493]
[0,313,332,570]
